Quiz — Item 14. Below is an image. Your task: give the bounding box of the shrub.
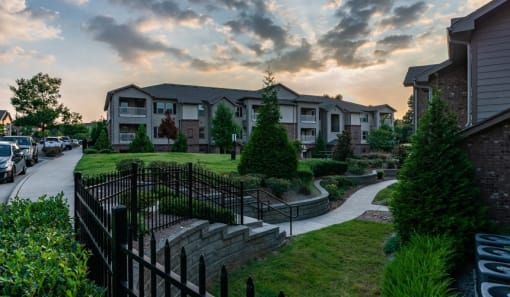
[118,190,159,210]
[94,129,111,151]
[332,130,352,161]
[347,159,369,175]
[321,176,354,201]
[266,177,291,198]
[368,158,384,168]
[172,131,188,152]
[129,125,154,153]
[385,159,396,169]
[381,234,456,297]
[99,148,113,154]
[310,160,348,177]
[159,194,235,224]
[297,169,313,184]
[377,170,384,179]
[391,91,489,257]
[84,148,98,154]
[0,195,103,296]
[115,158,145,172]
[383,233,402,255]
[147,160,179,169]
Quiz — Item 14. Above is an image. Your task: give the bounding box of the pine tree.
[172,131,188,152]
[391,90,488,250]
[129,125,154,153]
[332,130,352,161]
[94,129,111,151]
[313,130,326,157]
[402,95,414,126]
[211,103,239,153]
[238,70,298,178]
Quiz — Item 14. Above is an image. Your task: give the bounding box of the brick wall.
[431,64,468,127]
[462,119,510,225]
[179,120,200,153]
[281,123,297,140]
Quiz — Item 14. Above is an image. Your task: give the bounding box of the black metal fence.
[75,162,285,296]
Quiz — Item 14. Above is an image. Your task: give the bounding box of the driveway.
[9,147,82,216]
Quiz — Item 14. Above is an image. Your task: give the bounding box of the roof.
[105,82,395,114]
[449,0,508,34]
[403,60,452,86]
[461,106,510,138]
[104,84,151,110]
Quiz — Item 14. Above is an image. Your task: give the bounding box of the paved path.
[276,179,397,236]
[9,147,82,216]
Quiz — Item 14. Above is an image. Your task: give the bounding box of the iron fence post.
[240,182,244,225]
[188,162,193,218]
[112,206,128,297]
[74,172,81,234]
[130,162,138,236]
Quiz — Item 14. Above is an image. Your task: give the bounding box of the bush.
[321,176,354,201]
[347,159,369,175]
[381,234,456,297]
[383,233,402,255]
[0,195,103,296]
[266,177,291,198]
[147,160,179,169]
[235,174,264,190]
[310,160,348,177]
[99,148,113,154]
[377,170,384,179]
[332,130,353,161]
[172,131,188,152]
[159,194,235,224]
[83,148,98,154]
[294,170,314,195]
[115,158,145,172]
[129,125,154,153]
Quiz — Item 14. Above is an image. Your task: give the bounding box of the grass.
[75,152,319,176]
[75,152,241,176]
[373,183,398,206]
[212,220,393,297]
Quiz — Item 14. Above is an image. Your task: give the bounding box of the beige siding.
[182,104,198,120]
[280,105,296,123]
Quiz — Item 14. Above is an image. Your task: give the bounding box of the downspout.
[449,39,472,127]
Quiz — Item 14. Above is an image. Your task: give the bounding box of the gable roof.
[403,60,453,86]
[104,84,152,110]
[449,0,508,34]
[0,110,11,122]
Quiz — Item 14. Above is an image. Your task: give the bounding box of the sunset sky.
[0,0,490,122]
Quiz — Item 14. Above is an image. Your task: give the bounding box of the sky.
[0,0,491,122]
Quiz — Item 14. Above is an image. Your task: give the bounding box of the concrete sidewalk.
[9,147,82,216]
[276,179,397,236]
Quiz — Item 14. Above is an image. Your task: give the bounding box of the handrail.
[244,188,299,236]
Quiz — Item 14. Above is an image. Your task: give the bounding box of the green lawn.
[373,183,397,206]
[213,220,393,297]
[75,152,316,176]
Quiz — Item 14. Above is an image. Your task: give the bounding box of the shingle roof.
[403,64,438,86]
[449,0,508,34]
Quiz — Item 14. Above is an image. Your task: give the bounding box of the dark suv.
[0,136,38,166]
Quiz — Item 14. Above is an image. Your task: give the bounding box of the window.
[187,128,194,138]
[198,104,205,116]
[360,113,369,123]
[362,131,369,141]
[199,127,205,139]
[153,127,160,138]
[153,102,176,114]
[331,114,340,132]
[235,106,243,118]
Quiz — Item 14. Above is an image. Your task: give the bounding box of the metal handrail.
[244,188,299,236]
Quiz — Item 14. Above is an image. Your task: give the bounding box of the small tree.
[129,125,154,153]
[238,70,297,178]
[391,90,488,251]
[158,109,178,151]
[90,120,107,146]
[172,131,188,152]
[211,103,239,153]
[313,130,326,157]
[94,129,111,151]
[332,130,352,161]
[367,124,395,152]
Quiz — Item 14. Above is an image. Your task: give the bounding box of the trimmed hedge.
[266,177,291,198]
[381,234,456,297]
[159,194,236,225]
[309,160,348,177]
[0,194,103,296]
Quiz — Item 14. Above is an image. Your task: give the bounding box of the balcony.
[119,107,147,117]
[300,114,316,123]
[300,135,315,143]
[119,133,136,143]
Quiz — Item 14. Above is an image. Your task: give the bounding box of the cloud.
[0,1,60,44]
[84,15,189,64]
[0,46,55,63]
[188,0,249,10]
[63,0,89,5]
[374,34,413,59]
[265,39,323,72]
[380,2,427,29]
[109,0,209,26]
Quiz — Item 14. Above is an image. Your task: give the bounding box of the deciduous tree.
[211,103,239,154]
[158,109,178,151]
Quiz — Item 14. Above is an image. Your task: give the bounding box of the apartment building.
[104,83,395,155]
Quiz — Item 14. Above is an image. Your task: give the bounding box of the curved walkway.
[276,179,397,236]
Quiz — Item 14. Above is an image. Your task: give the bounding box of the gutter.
[449,38,473,127]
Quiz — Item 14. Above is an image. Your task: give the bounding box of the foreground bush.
[381,234,456,297]
[0,194,103,296]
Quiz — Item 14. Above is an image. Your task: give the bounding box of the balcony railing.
[380,119,393,126]
[119,107,146,117]
[300,114,316,122]
[119,133,136,142]
[300,135,315,143]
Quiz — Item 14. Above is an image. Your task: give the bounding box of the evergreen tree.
[94,129,111,150]
[238,70,298,178]
[211,103,239,153]
[128,125,154,153]
[332,130,352,161]
[402,95,414,126]
[391,90,488,249]
[172,131,188,152]
[313,130,326,157]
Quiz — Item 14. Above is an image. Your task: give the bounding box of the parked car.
[59,136,73,150]
[0,136,39,166]
[0,141,27,183]
[42,137,63,156]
